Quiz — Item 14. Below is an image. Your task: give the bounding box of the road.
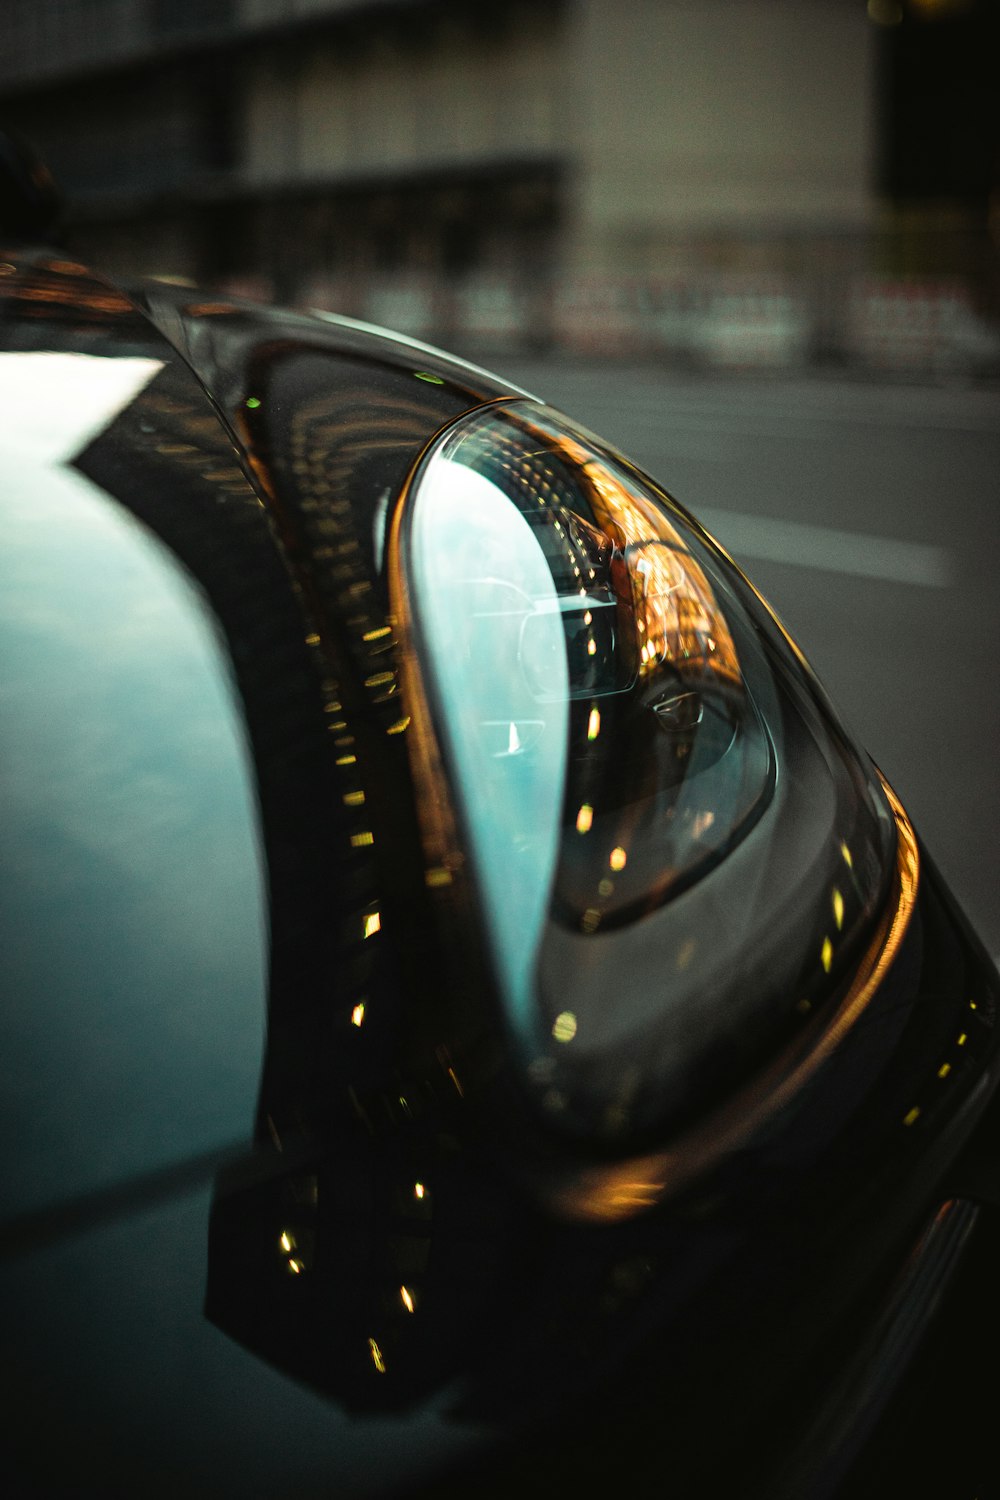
[483,357,1000,958]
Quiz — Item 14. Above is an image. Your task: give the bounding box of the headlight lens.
[395,401,898,1147]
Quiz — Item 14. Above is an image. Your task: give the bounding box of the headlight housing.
[391,401,901,1168]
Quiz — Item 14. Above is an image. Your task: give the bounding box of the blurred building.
[1,0,996,371]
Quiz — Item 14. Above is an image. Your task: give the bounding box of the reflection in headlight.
[397,400,895,1154]
[402,406,775,1034]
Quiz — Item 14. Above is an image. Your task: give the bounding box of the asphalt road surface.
[484,356,1000,960]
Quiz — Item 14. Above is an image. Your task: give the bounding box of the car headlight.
[390,400,908,1210]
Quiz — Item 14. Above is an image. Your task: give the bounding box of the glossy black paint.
[1,253,999,1498]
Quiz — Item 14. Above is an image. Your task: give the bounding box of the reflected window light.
[351,1002,366,1027]
[287,1257,306,1275]
[691,810,715,839]
[675,937,697,971]
[363,626,393,642]
[832,888,845,930]
[366,670,395,689]
[587,638,597,656]
[344,790,366,807]
[610,846,627,872]
[938,1062,952,1079]
[414,1182,426,1200]
[576,804,594,834]
[305,632,321,646]
[903,1106,920,1127]
[351,831,375,847]
[364,911,382,939]
[840,842,854,869]
[552,1011,578,1043]
[400,1286,416,1313]
[957,1032,968,1047]
[336,753,358,766]
[583,610,592,626]
[387,716,411,735]
[279,1231,296,1253]
[587,706,601,741]
[821,937,833,973]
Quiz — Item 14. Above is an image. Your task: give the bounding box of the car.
[1,233,999,1500]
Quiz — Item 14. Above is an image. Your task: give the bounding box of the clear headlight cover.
[397,401,898,1145]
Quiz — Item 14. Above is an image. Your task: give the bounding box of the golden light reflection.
[821,937,833,974]
[832,888,845,930]
[387,716,411,735]
[938,1063,952,1079]
[344,790,366,806]
[547,435,740,687]
[351,1002,366,1027]
[400,1286,416,1313]
[279,1231,296,1253]
[587,706,601,741]
[903,1107,921,1127]
[552,1011,578,1043]
[609,846,627,872]
[351,831,375,847]
[368,1338,387,1373]
[364,911,382,938]
[841,842,854,870]
[576,804,594,834]
[287,1258,306,1275]
[414,1182,426,1200]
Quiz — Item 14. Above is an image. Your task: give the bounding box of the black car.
[1,245,998,1500]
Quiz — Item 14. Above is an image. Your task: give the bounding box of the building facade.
[1,0,995,369]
